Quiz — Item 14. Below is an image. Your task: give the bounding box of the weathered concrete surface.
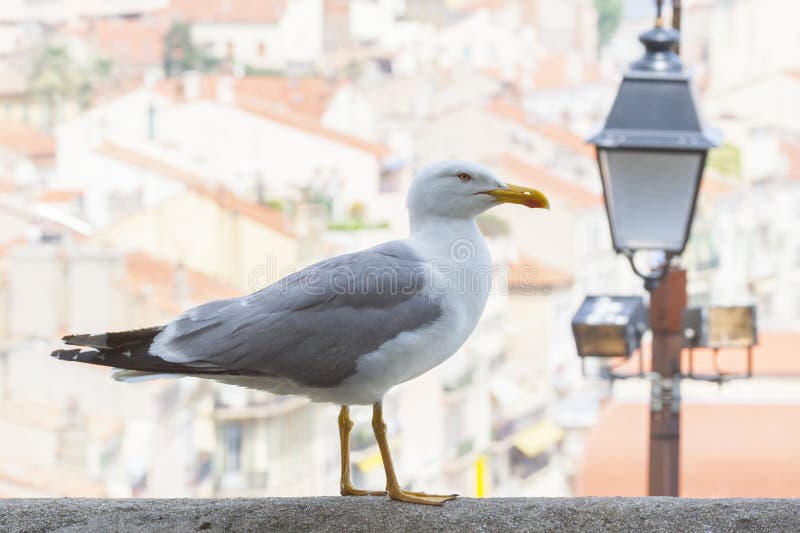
[2,497,799,533]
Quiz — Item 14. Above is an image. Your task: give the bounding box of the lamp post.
[587,0,720,496]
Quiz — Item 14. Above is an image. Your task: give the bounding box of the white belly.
[319,258,492,404]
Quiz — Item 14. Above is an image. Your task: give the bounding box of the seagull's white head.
[406,159,549,224]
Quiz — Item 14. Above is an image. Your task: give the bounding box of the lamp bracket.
[623,250,676,291]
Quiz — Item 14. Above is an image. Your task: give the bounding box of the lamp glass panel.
[599,149,702,252]
[574,324,628,357]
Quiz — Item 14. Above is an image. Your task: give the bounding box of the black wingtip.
[51,348,81,360]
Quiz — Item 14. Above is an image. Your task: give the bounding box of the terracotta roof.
[168,0,287,24]
[125,251,238,314]
[233,76,337,121]
[84,18,166,67]
[0,120,55,161]
[155,76,386,155]
[488,99,595,158]
[324,0,349,16]
[95,142,293,236]
[155,75,337,120]
[499,153,602,209]
[37,189,84,203]
[153,76,191,99]
[575,401,800,497]
[509,255,572,290]
[237,97,389,157]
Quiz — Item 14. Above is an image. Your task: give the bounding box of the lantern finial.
[631,0,682,73]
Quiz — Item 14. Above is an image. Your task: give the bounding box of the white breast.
[327,221,493,405]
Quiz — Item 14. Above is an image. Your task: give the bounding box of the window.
[224,424,242,472]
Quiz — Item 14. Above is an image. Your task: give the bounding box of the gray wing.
[151,241,443,387]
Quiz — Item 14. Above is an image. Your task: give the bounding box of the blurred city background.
[0,0,798,499]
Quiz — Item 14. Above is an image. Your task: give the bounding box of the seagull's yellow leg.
[339,405,386,497]
[371,401,458,505]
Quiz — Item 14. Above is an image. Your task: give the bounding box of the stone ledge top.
[2,497,800,533]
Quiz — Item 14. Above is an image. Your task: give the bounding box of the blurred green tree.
[708,143,742,178]
[163,22,219,76]
[595,0,623,49]
[29,44,92,128]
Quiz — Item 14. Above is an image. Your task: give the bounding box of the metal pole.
[672,0,682,55]
[648,267,685,496]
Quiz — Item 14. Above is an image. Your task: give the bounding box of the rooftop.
[79,18,167,67]
[155,75,338,121]
[488,99,595,158]
[124,251,238,314]
[498,153,602,209]
[37,189,84,203]
[95,141,293,236]
[0,120,55,161]
[168,0,287,24]
[155,76,388,156]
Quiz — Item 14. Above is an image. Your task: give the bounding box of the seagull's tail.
[51,326,189,374]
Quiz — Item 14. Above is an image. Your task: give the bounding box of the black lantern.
[588,8,721,283]
[572,296,648,359]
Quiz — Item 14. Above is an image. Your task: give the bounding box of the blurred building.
[168,0,329,74]
[0,0,797,503]
[54,78,392,229]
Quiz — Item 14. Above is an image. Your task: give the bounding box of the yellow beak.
[483,183,550,209]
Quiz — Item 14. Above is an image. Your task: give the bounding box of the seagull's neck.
[408,214,489,265]
[410,213,478,239]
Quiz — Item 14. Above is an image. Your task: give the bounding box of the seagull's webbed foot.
[386,488,458,505]
[340,484,386,497]
[395,489,458,499]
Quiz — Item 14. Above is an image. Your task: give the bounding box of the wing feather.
[150,242,442,387]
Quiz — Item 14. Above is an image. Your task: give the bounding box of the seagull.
[52,160,549,505]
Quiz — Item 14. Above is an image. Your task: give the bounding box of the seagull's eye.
[457,172,472,182]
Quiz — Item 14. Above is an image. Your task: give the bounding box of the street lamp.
[582,0,725,498]
[588,0,721,287]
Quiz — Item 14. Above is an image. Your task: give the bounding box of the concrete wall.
[1,497,799,532]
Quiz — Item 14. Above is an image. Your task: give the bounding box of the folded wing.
[150,241,443,387]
